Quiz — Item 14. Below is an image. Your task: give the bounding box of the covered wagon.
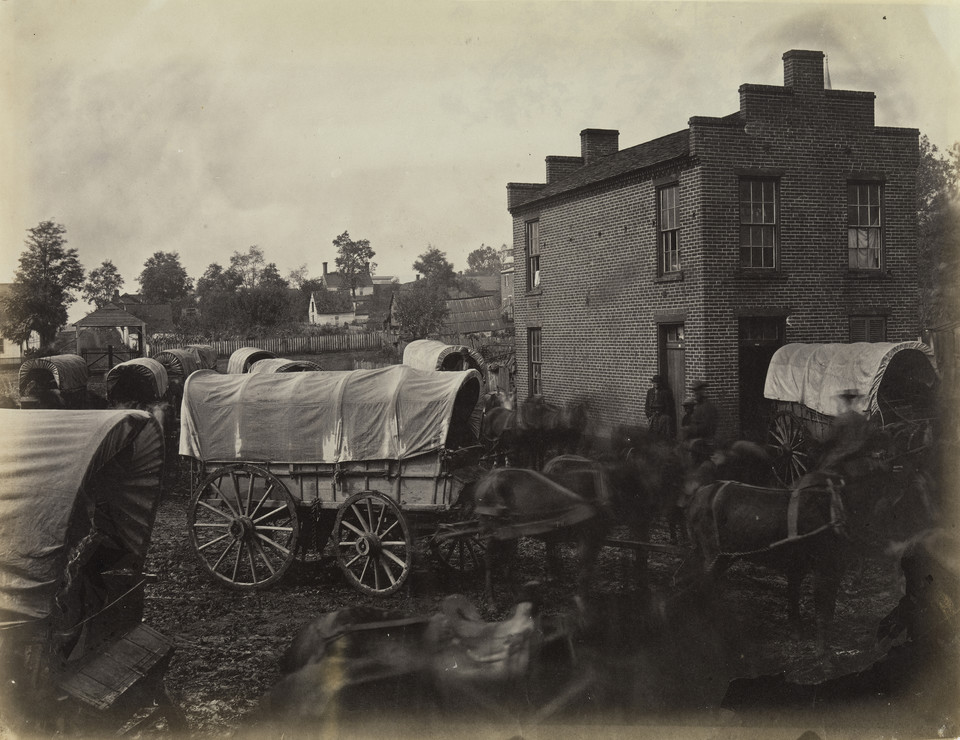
[247,357,323,374]
[104,356,169,407]
[185,344,218,371]
[763,341,939,484]
[18,354,89,409]
[0,409,183,732]
[179,365,484,595]
[402,339,487,380]
[226,346,277,374]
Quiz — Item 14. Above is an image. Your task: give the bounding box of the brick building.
[506,50,920,441]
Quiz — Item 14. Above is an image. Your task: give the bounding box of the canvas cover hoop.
[763,341,937,417]
[152,348,202,379]
[247,358,322,374]
[403,339,487,381]
[0,410,165,629]
[179,365,482,464]
[105,357,169,402]
[227,347,278,374]
[18,354,89,395]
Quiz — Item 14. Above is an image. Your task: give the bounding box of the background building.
[507,50,920,441]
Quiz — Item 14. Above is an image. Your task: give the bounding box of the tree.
[391,279,448,339]
[413,246,456,289]
[229,246,266,290]
[333,231,375,297]
[138,251,192,303]
[0,221,84,347]
[466,244,503,275]
[287,264,309,289]
[82,260,124,308]
[917,135,960,327]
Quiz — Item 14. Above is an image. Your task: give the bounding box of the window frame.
[525,219,540,291]
[847,181,883,272]
[657,183,681,275]
[738,177,779,270]
[528,327,543,396]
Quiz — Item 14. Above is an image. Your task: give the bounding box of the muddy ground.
[143,472,924,739]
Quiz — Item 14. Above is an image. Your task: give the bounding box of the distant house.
[0,283,41,363]
[113,293,175,335]
[386,289,505,342]
[320,262,374,298]
[499,244,514,321]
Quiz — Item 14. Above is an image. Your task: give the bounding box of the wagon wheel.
[188,464,300,589]
[429,525,487,578]
[334,491,413,596]
[767,411,810,486]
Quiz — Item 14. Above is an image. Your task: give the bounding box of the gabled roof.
[443,294,504,335]
[508,129,691,211]
[124,303,175,332]
[75,303,147,328]
[322,271,374,291]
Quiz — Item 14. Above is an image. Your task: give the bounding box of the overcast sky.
[2,1,958,322]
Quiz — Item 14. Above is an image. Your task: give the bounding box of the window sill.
[845,269,891,280]
[733,269,787,281]
[525,288,543,297]
[655,271,684,284]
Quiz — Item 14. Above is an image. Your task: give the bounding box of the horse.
[479,393,593,469]
[684,447,930,654]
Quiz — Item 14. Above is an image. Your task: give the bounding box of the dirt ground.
[143,471,921,739]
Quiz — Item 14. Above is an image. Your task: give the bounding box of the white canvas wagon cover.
[18,354,89,394]
[403,339,487,379]
[763,341,936,417]
[0,410,164,629]
[179,365,482,464]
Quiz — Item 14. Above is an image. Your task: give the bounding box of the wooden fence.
[148,331,386,358]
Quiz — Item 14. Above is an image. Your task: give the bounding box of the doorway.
[659,323,685,425]
[738,316,785,442]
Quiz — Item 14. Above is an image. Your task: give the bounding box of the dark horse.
[479,393,591,469]
[685,449,930,653]
[469,453,672,602]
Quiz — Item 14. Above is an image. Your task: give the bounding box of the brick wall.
[509,52,919,441]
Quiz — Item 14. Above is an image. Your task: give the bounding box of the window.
[739,316,784,345]
[848,183,882,270]
[525,220,540,290]
[528,327,542,396]
[849,315,886,342]
[0,338,4,353]
[658,184,680,274]
[739,179,778,269]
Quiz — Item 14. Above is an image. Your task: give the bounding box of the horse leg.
[576,523,604,601]
[813,560,845,657]
[786,564,804,640]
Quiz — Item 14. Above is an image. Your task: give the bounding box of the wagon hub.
[354,533,381,557]
[230,516,255,540]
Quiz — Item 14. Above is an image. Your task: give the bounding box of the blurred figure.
[644,375,676,441]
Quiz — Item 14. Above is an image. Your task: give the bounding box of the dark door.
[738,316,785,442]
[660,323,685,425]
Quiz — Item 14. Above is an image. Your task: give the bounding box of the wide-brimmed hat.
[651,374,662,384]
[692,380,709,391]
[682,397,696,407]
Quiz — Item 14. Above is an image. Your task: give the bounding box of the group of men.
[644,374,718,450]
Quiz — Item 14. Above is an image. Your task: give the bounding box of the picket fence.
[149,331,386,358]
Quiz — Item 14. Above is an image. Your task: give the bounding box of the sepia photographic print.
[1,1,958,738]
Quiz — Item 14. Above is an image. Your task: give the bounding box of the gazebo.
[74,304,147,368]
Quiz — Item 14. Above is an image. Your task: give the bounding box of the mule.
[685,452,923,653]
[467,465,600,603]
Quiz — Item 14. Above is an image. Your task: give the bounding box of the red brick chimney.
[546,155,583,183]
[323,262,328,276]
[580,129,619,165]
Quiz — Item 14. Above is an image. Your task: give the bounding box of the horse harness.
[707,473,847,561]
